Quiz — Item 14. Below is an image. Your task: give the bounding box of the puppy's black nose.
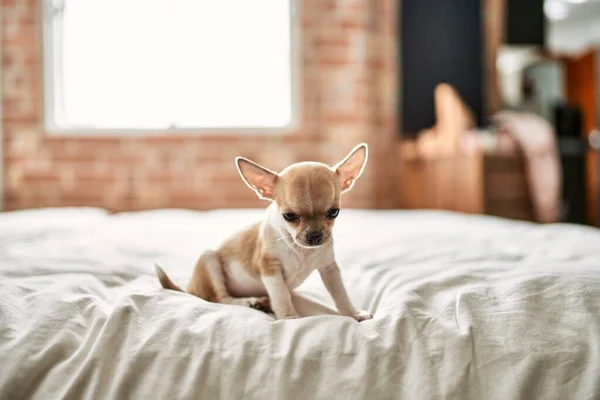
[306,231,323,246]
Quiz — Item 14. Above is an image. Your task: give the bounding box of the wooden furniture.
[401,142,535,221]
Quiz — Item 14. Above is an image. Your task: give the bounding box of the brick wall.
[2,0,400,212]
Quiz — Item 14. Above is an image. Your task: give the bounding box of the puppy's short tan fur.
[155,143,372,321]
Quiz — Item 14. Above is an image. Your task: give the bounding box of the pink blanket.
[493,111,562,223]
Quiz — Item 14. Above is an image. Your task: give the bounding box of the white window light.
[544,0,569,21]
[42,0,296,133]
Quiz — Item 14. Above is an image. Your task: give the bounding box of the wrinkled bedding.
[1,208,600,399]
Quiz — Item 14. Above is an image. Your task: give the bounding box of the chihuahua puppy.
[155,143,372,321]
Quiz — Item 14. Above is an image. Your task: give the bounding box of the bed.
[1,207,600,399]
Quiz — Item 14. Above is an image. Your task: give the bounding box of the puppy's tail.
[154,264,185,292]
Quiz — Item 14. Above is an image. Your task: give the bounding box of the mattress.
[1,207,600,399]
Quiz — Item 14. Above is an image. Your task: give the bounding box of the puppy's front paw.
[352,310,373,322]
[247,297,272,314]
[277,312,301,320]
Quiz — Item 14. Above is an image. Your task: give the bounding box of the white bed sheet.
[1,208,600,399]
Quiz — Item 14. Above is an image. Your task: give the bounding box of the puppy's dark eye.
[326,208,340,219]
[282,213,299,222]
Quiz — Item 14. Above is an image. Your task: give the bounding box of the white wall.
[548,9,600,54]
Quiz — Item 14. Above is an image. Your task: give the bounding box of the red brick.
[2,47,38,66]
[314,35,351,47]
[4,199,32,211]
[59,197,107,208]
[317,53,349,67]
[340,18,368,30]
[168,193,213,206]
[72,168,118,184]
[323,113,370,125]
[21,169,61,182]
[2,21,38,47]
[2,98,39,122]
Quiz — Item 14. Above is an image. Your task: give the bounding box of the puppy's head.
[236,143,368,248]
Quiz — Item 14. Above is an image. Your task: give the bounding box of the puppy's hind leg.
[202,250,272,313]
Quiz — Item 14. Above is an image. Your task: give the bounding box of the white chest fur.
[275,241,332,289]
[225,241,332,297]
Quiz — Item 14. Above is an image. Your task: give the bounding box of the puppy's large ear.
[236,157,278,200]
[333,143,368,193]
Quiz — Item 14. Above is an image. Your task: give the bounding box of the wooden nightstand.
[400,141,535,221]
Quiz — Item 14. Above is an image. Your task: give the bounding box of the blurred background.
[1,0,599,227]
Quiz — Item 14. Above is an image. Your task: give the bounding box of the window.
[43,0,295,132]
